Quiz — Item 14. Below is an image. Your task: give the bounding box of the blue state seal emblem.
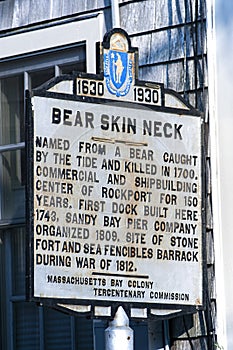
[104,32,133,97]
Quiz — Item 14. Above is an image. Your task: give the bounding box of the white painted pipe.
[105,306,133,350]
[111,0,120,28]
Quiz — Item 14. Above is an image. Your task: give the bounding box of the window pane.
[60,61,86,75]
[14,302,40,350]
[0,230,7,350]
[30,68,55,89]
[1,149,25,221]
[75,318,94,350]
[12,228,25,295]
[94,320,107,350]
[0,75,24,145]
[44,307,72,350]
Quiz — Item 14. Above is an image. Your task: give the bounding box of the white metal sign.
[32,95,203,307]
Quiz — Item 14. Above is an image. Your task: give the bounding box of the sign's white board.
[32,95,203,306]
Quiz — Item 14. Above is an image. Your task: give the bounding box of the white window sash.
[0,12,105,74]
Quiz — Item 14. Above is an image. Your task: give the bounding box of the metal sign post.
[105,306,133,350]
[26,29,205,321]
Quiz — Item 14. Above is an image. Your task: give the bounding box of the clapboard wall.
[0,0,215,349]
[0,0,207,111]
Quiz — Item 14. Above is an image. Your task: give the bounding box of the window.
[0,50,85,223]
[0,53,97,348]
[0,227,95,350]
[0,13,105,350]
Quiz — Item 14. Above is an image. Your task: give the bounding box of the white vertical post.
[207,0,227,348]
[105,306,133,350]
[111,0,120,28]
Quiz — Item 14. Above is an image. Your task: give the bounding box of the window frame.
[0,12,105,74]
